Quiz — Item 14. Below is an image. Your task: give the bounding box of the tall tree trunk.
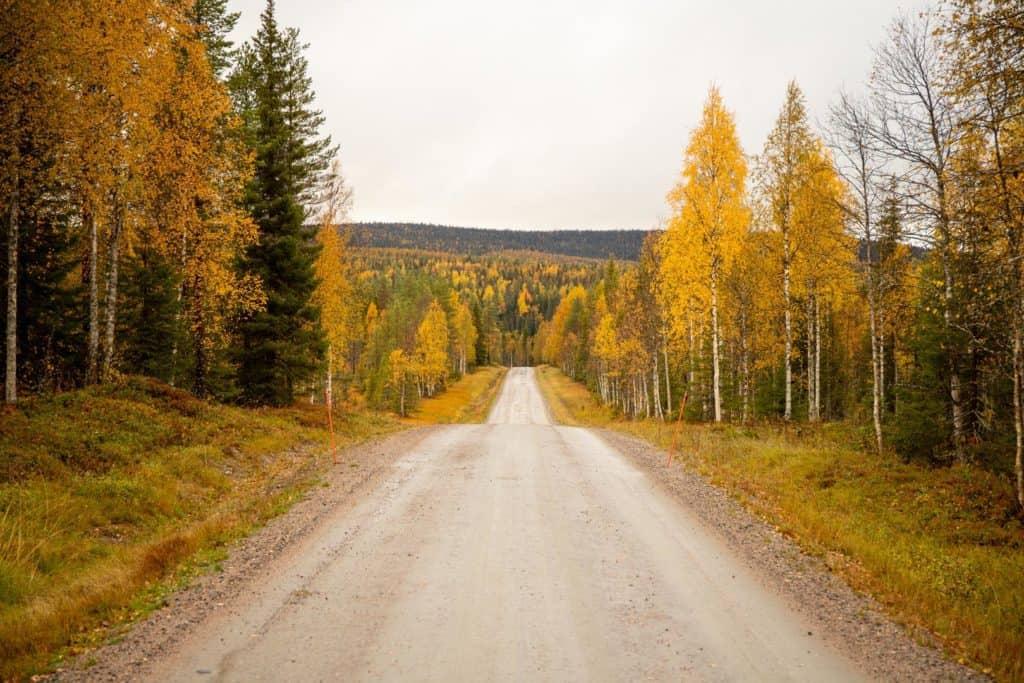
[5,165,18,403]
[710,271,722,423]
[101,201,123,382]
[942,257,965,458]
[814,296,821,422]
[86,208,100,384]
[687,315,696,396]
[643,372,650,418]
[192,279,208,397]
[325,344,333,410]
[169,229,188,387]
[742,339,751,423]
[783,239,793,420]
[893,332,899,417]
[663,338,672,417]
[652,359,663,420]
[806,294,816,422]
[879,311,886,416]
[868,292,884,454]
[989,113,1023,509]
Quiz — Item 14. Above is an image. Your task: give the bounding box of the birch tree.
[661,87,750,423]
[313,161,354,409]
[866,13,967,458]
[757,81,816,421]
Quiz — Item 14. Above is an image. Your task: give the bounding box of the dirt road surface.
[73,367,978,682]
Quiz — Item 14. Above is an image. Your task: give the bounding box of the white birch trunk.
[652,360,663,420]
[326,344,333,410]
[101,204,123,382]
[868,295,884,454]
[740,309,749,423]
[663,339,672,416]
[783,241,793,420]
[814,296,821,421]
[806,295,815,422]
[710,272,722,423]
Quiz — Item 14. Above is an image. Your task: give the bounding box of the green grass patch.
[408,366,508,424]
[535,365,1024,681]
[0,377,404,680]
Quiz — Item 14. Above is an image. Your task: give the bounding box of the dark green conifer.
[234,0,327,406]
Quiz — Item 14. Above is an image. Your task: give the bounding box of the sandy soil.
[59,368,980,682]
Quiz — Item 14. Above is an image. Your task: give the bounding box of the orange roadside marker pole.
[666,391,689,468]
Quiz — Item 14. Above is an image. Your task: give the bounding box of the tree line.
[537,1,1024,510]
[346,223,651,261]
[337,248,600,415]
[0,0,610,421]
[0,0,352,407]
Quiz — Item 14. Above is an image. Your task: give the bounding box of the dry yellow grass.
[407,366,508,425]
[0,367,510,679]
[0,378,405,680]
[534,365,615,427]
[534,365,1024,681]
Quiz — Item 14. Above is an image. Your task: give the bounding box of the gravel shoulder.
[594,427,987,682]
[54,426,439,682]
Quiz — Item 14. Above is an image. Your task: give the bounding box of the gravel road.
[64,367,979,682]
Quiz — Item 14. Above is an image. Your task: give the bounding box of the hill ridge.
[342,222,653,260]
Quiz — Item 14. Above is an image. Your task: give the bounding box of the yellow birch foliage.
[415,299,449,395]
[314,225,353,361]
[660,86,750,366]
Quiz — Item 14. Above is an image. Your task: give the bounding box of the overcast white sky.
[228,0,911,231]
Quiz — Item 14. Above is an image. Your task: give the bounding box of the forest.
[2,0,1024,679]
[2,0,1022,507]
[3,0,1024,502]
[332,246,601,415]
[0,0,601,417]
[346,222,650,261]
[537,4,1024,513]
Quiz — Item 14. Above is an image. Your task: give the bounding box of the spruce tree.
[234,0,326,406]
[119,249,180,383]
[187,0,240,80]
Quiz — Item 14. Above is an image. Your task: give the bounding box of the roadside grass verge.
[408,366,508,424]
[535,365,1024,681]
[0,377,404,680]
[534,365,615,427]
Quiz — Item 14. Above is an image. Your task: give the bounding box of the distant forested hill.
[343,222,653,261]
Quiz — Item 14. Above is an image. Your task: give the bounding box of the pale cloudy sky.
[228,0,910,231]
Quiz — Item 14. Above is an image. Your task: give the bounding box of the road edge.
[53,426,441,682]
[590,427,986,682]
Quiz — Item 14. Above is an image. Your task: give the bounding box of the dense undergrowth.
[535,365,1024,682]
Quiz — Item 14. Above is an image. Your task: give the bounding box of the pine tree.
[235,0,326,406]
[119,249,180,382]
